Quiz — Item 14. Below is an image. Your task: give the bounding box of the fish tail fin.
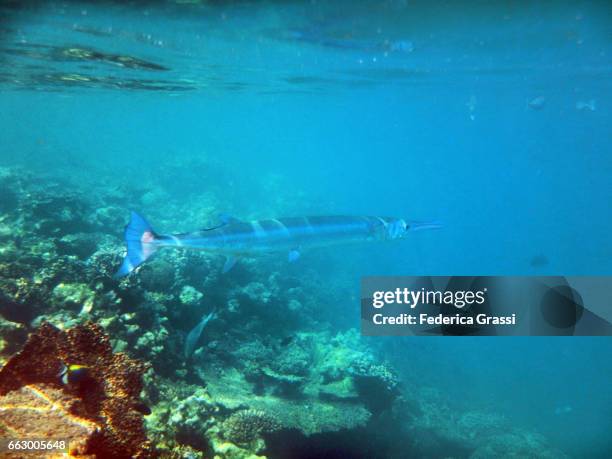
[114,211,159,278]
[407,220,444,231]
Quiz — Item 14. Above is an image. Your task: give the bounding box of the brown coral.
[0,322,154,458]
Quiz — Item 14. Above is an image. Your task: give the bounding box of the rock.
[57,232,100,258]
[0,384,96,457]
[0,322,153,458]
[51,282,96,314]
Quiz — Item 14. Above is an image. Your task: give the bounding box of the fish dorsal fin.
[199,214,242,232]
[199,223,225,232]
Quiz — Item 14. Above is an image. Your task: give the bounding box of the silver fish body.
[160,216,410,254]
[114,212,441,277]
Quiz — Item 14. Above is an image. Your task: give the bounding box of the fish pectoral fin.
[288,249,301,262]
[222,256,238,273]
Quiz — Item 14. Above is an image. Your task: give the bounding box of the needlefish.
[114,211,442,277]
[184,310,217,359]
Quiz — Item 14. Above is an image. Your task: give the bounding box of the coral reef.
[223,409,281,445]
[0,167,570,458]
[144,379,215,449]
[402,387,569,459]
[470,429,568,459]
[0,317,27,364]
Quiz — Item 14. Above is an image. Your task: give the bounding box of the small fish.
[387,40,414,53]
[133,401,151,415]
[528,96,546,110]
[554,405,573,415]
[576,99,596,111]
[184,311,217,359]
[530,254,549,268]
[58,363,90,385]
[466,95,477,121]
[279,336,294,347]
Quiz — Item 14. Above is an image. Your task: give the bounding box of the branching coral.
[222,409,280,445]
[349,356,399,393]
[0,322,154,458]
[348,356,399,414]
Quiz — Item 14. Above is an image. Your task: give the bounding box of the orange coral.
[0,322,154,458]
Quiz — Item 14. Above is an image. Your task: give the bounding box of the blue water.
[1,1,611,457]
